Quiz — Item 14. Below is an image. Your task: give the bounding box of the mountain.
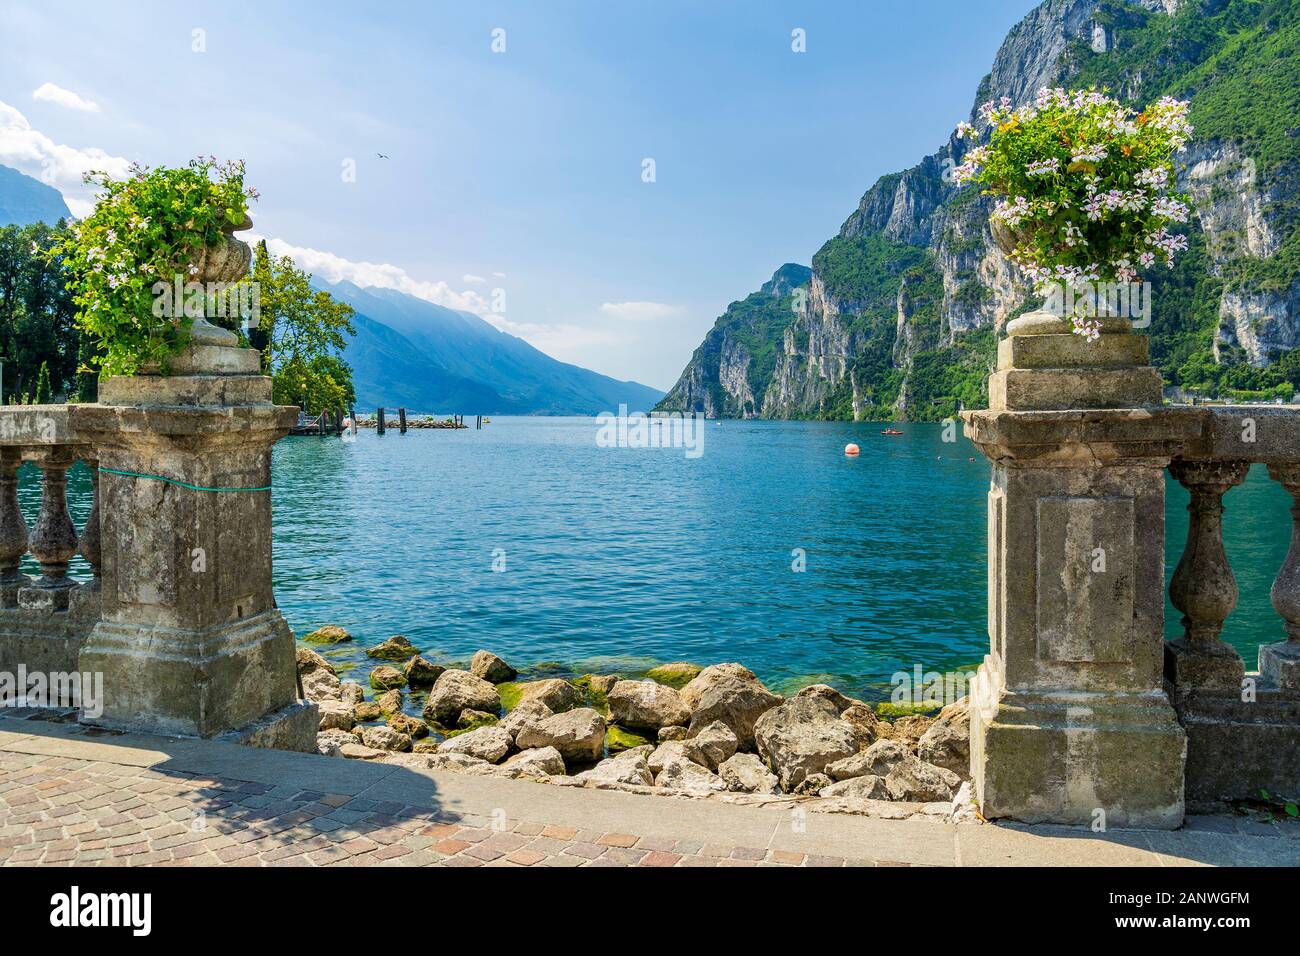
[315,278,664,415]
[658,0,1300,421]
[0,164,72,226]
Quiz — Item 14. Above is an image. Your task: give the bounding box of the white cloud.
[32,82,100,113]
[462,273,486,284]
[492,271,506,278]
[599,300,683,322]
[0,99,131,213]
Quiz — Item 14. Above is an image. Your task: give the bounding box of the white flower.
[955,121,975,139]
[1026,157,1060,176]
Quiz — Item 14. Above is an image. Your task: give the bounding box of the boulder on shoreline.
[362,726,412,753]
[510,679,580,713]
[917,699,971,778]
[438,726,512,763]
[718,753,779,794]
[503,746,566,777]
[471,650,517,684]
[754,697,860,791]
[368,635,417,661]
[515,708,606,763]
[423,669,501,724]
[608,679,691,730]
[403,656,445,688]
[645,662,703,688]
[369,666,405,691]
[686,671,783,749]
[499,700,553,743]
[302,625,352,644]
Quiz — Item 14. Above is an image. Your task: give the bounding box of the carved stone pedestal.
[72,321,315,748]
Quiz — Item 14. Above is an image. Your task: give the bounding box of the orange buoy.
[844,443,860,457]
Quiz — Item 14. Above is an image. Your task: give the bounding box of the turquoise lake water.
[22,417,1293,702]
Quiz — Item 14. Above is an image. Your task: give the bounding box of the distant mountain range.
[314,279,664,415]
[0,164,71,226]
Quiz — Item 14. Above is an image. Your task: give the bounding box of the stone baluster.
[0,447,30,606]
[1262,462,1300,690]
[27,448,79,591]
[1166,458,1250,689]
[78,457,101,586]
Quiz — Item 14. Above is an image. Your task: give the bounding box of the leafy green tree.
[0,222,80,402]
[244,241,355,414]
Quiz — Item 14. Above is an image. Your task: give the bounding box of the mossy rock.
[457,709,499,730]
[369,666,406,691]
[303,625,352,644]
[529,661,570,676]
[368,635,417,661]
[645,662,702,689]
[497,682,523,712]
[876,700,945,719]
[605,724,652,754]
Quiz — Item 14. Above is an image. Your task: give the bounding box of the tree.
[0,222,80,403]
[242,241,355,414]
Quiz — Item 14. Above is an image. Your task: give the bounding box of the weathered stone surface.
[718,752,780,794]
[657,725,688,742]
[296,647,334,675]
[339,742,386,760]
[608,679,691,730]
[353,700,382,722]
[402,655,444,688]
[655,759,728,793]
[884,756,961,802]
[691,720,739,771]
[317,699,355,732]
[300,668,342,702]
[648,740,708,774]
[917,698,970,778]
[584,674,622,696]
[411,739,441,754]
[515,679,580,713]
[577,753,654,786]
[502,746,566,776]
[387,713,428,738]
[891,714,935,746]
[339,681,365,706]
[820,774,888,799]
[794,773,833,796]
[368,666,405,691]
[855,739,911,778]
[471,650,517,683]
[422,670,501,724]
[368,635,416,661]
[840,704,884,745]
[361,726,412,753]
[679,663,760,710]
[316,729,358,757]
[424,752,490,772]
[438,726,512,763]
[794,684,860,714]
[687,675,783,749]
[374,689,403,716]
[754,697,861,791]
[303,625,351,644]
[645,661,703,688]
[515,708,606,762]
[498,699,553,742]
[457,709,498,729]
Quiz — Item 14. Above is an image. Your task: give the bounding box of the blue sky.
[1,0,1037,389]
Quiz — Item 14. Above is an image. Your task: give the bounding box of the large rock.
[654,759,728,793]
[753,697,861,791]
[502,746,566,776]
[498,699,553,742]
[679,663,760,710]
[339,681,365,706]
[375,689,403,716]
[820,774,888,799]
[794,684,861,714]
[658,725,688,742]
[368,634,416,661]
[317,699,355,732]
[369,666,406,691]
[917,699,971,778]
[362,726,412,753]
[608,680,691,730]
[353,700,382,722]
[515,708,606,763]
[425,752,491,773]
[300,668,342,702]
[457,709,498,729]
[471,650,517,683]
[316,729,359,756]
[840,703,884,746]
[691,720,739,771]
[891,714,935,746]
[855,739,911,778]
[403,656,444,688]
[438,727,512,763]
[884,756,960,802]
[645,661,702,688]
[515,679,580,713]
[648,740,708,774]
[388,713,428,738]
[423,669,501,724]
[576,753,654,786]
[718,753,780,794]
[296,647,335,676]
[584,674,622,696]
[686,675,783,749]
[302,625,351,644]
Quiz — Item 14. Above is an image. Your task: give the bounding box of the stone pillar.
[1260,463,1300,689]
[963,310,1190,828]
[0,448,29,607]
[72,320,316,749]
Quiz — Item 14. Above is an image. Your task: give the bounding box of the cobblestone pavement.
[2,718,1298,867]
[0,750,870,867]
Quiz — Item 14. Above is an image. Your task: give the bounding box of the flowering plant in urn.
[952,87,1193,340]
[50,156,258,376]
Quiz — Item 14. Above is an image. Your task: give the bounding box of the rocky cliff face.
[659,0,1300,419]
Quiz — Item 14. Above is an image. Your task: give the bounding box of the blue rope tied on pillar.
[97,467,272,493]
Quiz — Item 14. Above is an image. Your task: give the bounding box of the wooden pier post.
[399,407,408,434]
[377,408,386,435]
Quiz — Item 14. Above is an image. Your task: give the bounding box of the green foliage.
[248,241,356,414]
[49,157,254,376]
[32,361,50,404]
[0,221,80,402]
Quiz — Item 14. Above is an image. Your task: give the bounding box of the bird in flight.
[377,153,389,159]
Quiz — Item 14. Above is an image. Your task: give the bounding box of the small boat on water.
[880,428,904,436]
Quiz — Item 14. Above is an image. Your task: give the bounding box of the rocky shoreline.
[298,628,974,821]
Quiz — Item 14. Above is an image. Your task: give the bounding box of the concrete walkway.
[1,715,1296,867]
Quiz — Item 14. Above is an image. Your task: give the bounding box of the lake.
[23,416,1292,702]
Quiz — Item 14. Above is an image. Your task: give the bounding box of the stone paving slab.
[1,716,1297,867]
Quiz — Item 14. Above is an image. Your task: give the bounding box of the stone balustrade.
[0,407,101,675]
